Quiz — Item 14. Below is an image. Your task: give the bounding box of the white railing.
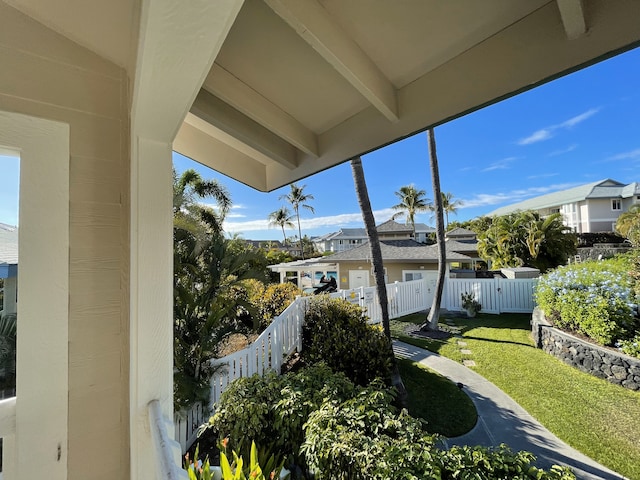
[209,295,306,406]
[149,399,188,480]
[0,396,16,480]
[174,295,308,453]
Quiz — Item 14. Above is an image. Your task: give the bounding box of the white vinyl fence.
[174,276,537,451]
[333,277,537,324]
[174,295,307,452]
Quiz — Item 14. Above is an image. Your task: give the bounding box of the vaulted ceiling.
[6,0,640,191]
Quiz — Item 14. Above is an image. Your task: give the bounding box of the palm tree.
[429,192,462,229]
[423,129,446,331]
[173,168,231,236]
[0,312,17,392]
[351,156,407,407]
[616,204,640,246]
[391,184,430,238]
[280,183,315,259]
[268,207,295,245]
[441,192,463,229]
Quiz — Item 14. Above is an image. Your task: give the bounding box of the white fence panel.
[174,296,309,452]
[496,278,538,312]
[444,277,536,314]
[445,278,499,314]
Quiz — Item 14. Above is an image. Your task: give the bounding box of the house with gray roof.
[488,179,640,233]
[270,238,470,290]
[313,220,435,253]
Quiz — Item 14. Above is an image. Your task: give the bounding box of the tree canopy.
[391,184,430,238]
[280,183,315,260]
[477,211,576,272]
[616,204,640,246]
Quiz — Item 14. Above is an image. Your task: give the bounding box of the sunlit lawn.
[397,358,477,437]
[391,312,640,480]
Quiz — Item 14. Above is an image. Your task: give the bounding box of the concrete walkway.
[393,341,627,480]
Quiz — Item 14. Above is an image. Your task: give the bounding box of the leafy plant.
[0,312,16,391]
[302,382,574,480]
[535,256,638,346]
[617,334,640,358]
[206,364,356,466]
[460,292,481,314]
[477,211,576,272]
[220,440,288,480]
[184,444,214,480]
[258,282,301,326]
[302,296,392,386]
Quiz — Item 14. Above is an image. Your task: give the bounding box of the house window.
[611,199,621,211]
[403,270,424,282]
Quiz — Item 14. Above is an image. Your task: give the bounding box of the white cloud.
[460,183,579,209]
[481,157,517,172]
[605,148,640,161]
[517,108,600,145]
[224,208,398,234]
[547,144,577,157]
[517,129,553,145]
[527,173,558,180]
[559,108,599,128]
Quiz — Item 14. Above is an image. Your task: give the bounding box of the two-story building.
[313,221,435,253]
[488,179,640,233]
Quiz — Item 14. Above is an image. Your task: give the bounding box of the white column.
[130,136,175,478]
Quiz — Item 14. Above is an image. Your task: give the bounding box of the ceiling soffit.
[176,1,640,191]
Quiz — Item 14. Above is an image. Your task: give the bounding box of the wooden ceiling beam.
[556,0,587,40]
[203,63,319,157]
[265,0,399,122]
[189,90,299,170]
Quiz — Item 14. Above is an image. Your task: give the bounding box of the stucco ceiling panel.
[5,0,137,69]
[318,0,550,88]
[213,0,369,134]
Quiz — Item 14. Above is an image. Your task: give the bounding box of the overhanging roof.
[7,0,640,192]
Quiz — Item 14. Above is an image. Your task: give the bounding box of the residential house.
[444,228,482,269]
[1,2,638,479]
[313,228,366,253]
[313,221,434,253]
[269,238,471,290]
[488,179,640,233]
[0,224,18,315]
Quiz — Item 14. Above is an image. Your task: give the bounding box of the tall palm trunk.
[351,156,407,406]
[281,225,287,245]
[423,129,447,331]
[295,206,304,259]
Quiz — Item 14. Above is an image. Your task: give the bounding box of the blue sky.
[2,46,639,240]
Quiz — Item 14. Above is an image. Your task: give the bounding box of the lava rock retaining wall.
[531,308,640,391]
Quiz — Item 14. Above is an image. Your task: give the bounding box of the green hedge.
[302,296,392,386]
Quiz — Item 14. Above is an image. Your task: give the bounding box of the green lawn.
[391,313,640,480]
[397,358,477,437]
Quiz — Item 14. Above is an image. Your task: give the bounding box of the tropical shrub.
[302,384,575,480]
[535,256,639,346]
[302,296,392,386]
[477,211,576,272]
[258,282,301,326]
[618,334,640,358]
[206,364,356,464]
